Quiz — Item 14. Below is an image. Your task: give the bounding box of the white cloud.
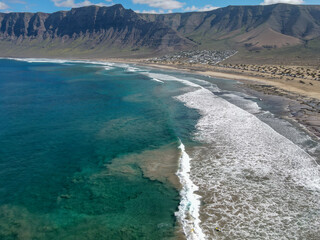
[132,0,184,10]
[0,2,9,10]
[261,0,304,5]
[52,0,111,8]
[184,5,219,12]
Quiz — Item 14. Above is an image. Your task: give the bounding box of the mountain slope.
[0,4,319,58]
[0,4,194,58]
[141,4,320,49]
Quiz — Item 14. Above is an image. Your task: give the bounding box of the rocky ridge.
[0,3,319,58]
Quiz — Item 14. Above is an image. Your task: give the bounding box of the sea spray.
[152,78,164,83]
[146,71,320,238]
[176,87,320,238]
[176,141,206,240]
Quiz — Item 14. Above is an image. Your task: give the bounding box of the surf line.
[176,140,206,240]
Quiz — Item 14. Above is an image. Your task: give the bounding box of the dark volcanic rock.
[0,4,194,52]
[141,4,320,48]
[0,3,319,57]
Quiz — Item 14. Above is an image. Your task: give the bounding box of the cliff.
[0,3,319,59]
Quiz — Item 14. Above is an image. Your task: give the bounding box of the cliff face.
[0,4,194,56]
[142,4,320,48]
[0,4,319,58]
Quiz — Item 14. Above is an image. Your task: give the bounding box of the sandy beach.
[96,58,320,139]
[2,57,319,240]
[105,59,320,99]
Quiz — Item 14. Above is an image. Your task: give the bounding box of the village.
[146,50,320,83]
[146,50,238,66]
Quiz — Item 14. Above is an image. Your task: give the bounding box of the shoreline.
[3,57,320,239]
[98,58,320,100]
[100,58,320,140]
[6,56,320,99]
[5,56,320,140]
[5,56,320,139]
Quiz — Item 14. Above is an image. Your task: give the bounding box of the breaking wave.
[175,141,205,240]
[147,71,320,239]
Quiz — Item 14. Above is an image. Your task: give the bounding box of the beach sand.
[97,58,320,100]
[79,57,320,239]
[96,58,320,139]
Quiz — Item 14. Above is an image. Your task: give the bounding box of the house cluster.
[146,50,238,65]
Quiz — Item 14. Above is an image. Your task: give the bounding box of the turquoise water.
[0,59,199,239]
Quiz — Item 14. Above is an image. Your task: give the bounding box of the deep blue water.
[0,59,199,240]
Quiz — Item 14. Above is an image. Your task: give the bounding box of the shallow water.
[1,59,320,240]
[140,70,320,240]
[0,59,199,240]
[175,85,320,240]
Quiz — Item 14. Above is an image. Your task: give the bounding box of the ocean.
[0,58,319,240]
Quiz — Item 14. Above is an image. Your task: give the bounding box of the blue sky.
[0,0,319,13]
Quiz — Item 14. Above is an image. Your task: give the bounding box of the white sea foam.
[151,78,164,83]
[175,141,205,240]
[143,72,201,88]
[140,72,206,239]
[8,58,117,67]
[80,60,114,66]
[221,92,262,114]
[9,58,121,72]
[126,66,140,72]
[191,78,221,93]
[146,71,320,239]
[7,57,320,238]
[104,66,114,71]
[111,63,130,68]
[10,58,70,64]
[175,87,320,239]
[8,57,154,77]
[100,63,146,73]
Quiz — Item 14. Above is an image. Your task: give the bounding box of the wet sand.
[74,57,320,239]
[97,58,320,100]
[242,83,320,139]
[96,58,320,140]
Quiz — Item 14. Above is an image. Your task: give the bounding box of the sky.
[0,0,319,13]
